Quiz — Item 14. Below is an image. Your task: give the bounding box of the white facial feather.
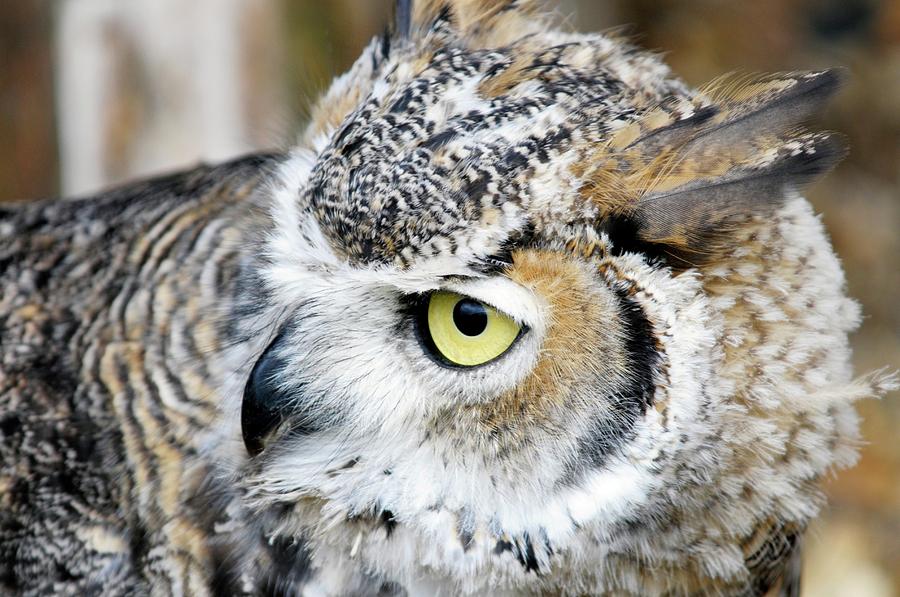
[238,144,890,594]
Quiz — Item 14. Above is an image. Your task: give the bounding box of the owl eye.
[417,291,522,367]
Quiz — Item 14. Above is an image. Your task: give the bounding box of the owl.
[0,0,895,595]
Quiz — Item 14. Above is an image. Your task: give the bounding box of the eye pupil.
[452,299,488,336]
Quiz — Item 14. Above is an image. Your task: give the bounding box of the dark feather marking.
[493,539,513,555]
[517,533,540,574]
[258,536,313,597]
[420,129,459,151]
[747,530,803,597]
[561,286,658,483]
[457,509,475,551]
[598,213,668,265]
[491,536,540,574]
[380,510,397,538]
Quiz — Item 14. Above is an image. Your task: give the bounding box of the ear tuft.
[630,131,845,267]
[395,0,413,39]
[393,0,544,48]
[592,69,846,270]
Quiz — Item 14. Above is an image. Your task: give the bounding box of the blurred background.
[1,0,897,594]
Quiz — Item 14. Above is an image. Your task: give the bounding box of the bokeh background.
[1,1,898,594]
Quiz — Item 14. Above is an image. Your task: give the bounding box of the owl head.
[227,1,891,593]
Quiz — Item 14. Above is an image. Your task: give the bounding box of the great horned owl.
[1,1,895,595]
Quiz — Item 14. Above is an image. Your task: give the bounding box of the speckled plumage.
[1,1,895,596]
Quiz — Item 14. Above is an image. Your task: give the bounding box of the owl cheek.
[242,333,291,457]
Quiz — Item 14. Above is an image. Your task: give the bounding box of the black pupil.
[452,299,488,337]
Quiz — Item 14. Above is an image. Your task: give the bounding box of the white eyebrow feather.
[445,275,548,333]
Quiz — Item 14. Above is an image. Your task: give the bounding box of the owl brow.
[470,250,515,275]
[468,222,537,275]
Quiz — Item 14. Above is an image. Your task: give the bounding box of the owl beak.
[241,333,289,456]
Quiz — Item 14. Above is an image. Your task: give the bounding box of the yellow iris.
[425,291,521,367]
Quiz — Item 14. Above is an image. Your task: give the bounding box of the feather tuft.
[586,69,846,269]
